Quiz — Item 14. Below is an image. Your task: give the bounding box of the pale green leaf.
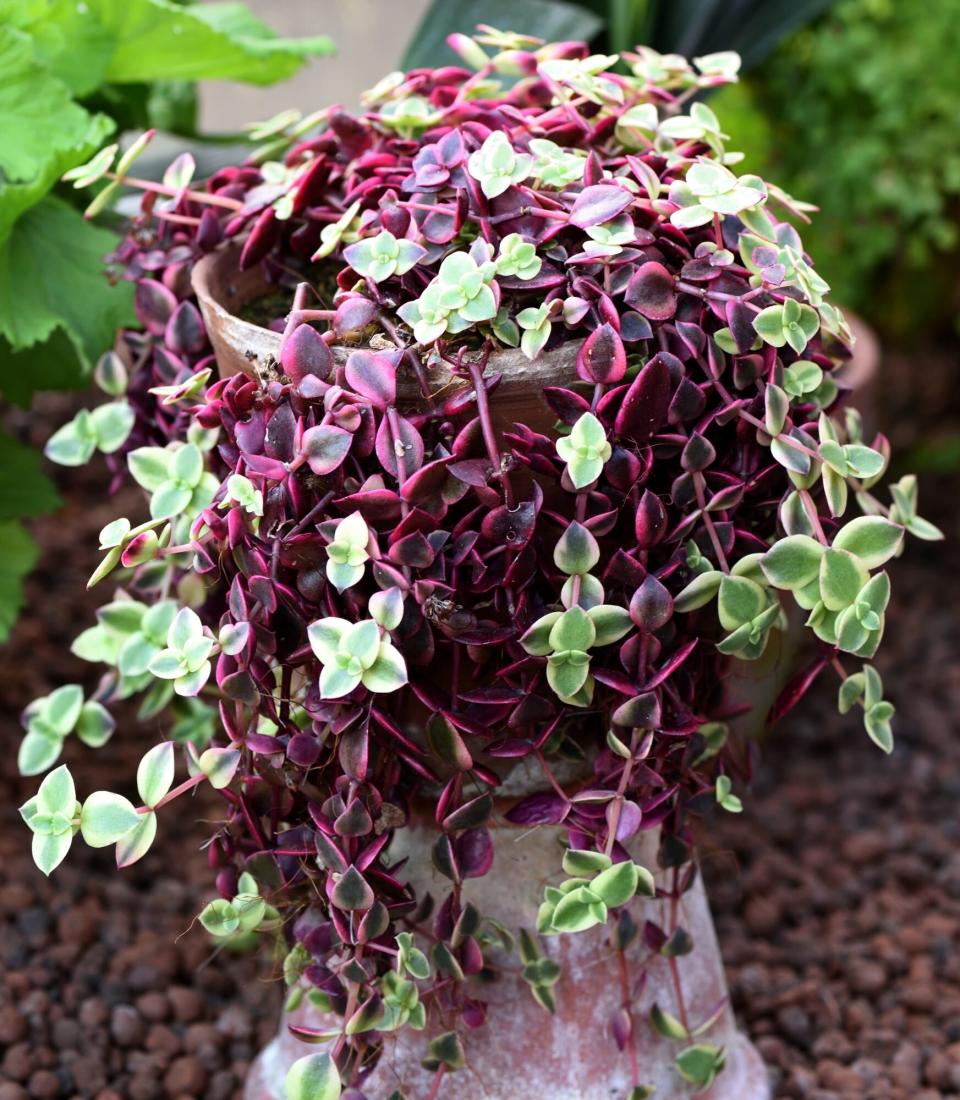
[80,790,140,847]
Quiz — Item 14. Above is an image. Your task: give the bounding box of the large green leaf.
[0,0,115,96]
[0,197,135,370]
[644,0,836,70]
[0,25,96,186]
[92,0,335,85]
[400,0,833,71]
[0,331,99,407]
[0,520,38,642]
[0,112,115,249]
[401,0,603,70]
[0,432,60,520]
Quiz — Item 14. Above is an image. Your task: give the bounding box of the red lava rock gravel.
[2,398,958,1098]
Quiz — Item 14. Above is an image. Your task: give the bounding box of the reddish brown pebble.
[127,1077,161,1100]
[109,1006,144,1049]
[162,1057,207,1097]
[26,1070,61,1099]
[847,959,887,996]
[135,993,169,1024]
[145,1026,181,1060]
[0,1004,28,1045]
[166,988,203,1025]
[2,1043,33,1082]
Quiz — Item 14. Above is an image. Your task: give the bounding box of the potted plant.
[20,28,941,1100]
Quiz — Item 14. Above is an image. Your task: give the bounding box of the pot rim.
[190,243,585,398]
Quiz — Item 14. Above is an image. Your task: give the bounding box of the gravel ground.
[1,396,957,1099]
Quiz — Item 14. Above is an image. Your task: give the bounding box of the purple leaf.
[300,425,352,475]
[135,279,177,335]
[505,792,570,826]
[625,262,677,321]
[614,352,673,441]
[375,414,424,479]
[569,184,634,228]
[577,323,626,384]
[282,323,333,382]
[344,349,397,408]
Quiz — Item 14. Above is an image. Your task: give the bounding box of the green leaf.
[197,747,240,789]
[79,790,140,847]
[546,651,591,700]
[843,443,885,479]
[42,684,84,735]
[822,463,848,518]
[765,384,789,436]
[285,1053,341,1100]
[548,607,596,653]
[650,1003,689,1041]
[90,402,135,453]
[128,447,172,491]
[18,727,64,776]
[770,432,812,476]
[85,0,334,86]
[550,885,607,933]
[783,360,822,396]
[717,575,767,630]
[0,520,36,642]
[97,599,146,634]
[31,829,73,876]
[819,548,869,611]
[233,892,267,932]
[0,198,135,368]
[116,809,158,867]
[591,861,640,908]
[423,1032,466,1072]
[675,1044,726,1088]
[0,431,60,520]
[833,516,905,569]
[137,741,175,808]
[199,898,240,937]
[171,442,203,487]
[761,534,823,589]
[0,24,95,189]
[44,414,97,467]
[554,521,600,576]
[586,605,633,647]
[561,850,611,877]
[674,570,723,612]
[75,701,115,747]
[865,701,894,753]
[401,945,431,981]
[716,774,743,812]
[361,644,409,694]
[35,763,76,816]
[838,672,865,714]
[519,611,562,656]
[753,304,787,346]
[168,606,202,652]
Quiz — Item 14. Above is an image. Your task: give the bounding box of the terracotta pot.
[246,816,769,1100]
[193,249,771,1099]
[192,247,581,436]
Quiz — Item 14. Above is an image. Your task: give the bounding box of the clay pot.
[191,247,778,1100]
[246,817,769,1100]
[191,246,581,436]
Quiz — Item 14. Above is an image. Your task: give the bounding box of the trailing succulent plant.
[22,27,941,1100]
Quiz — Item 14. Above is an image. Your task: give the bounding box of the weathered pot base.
[245,1018,768,1100]
[244,824,770,1100]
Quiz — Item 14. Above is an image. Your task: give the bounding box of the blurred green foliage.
[0,0,333,639]
[714,0,960,338]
